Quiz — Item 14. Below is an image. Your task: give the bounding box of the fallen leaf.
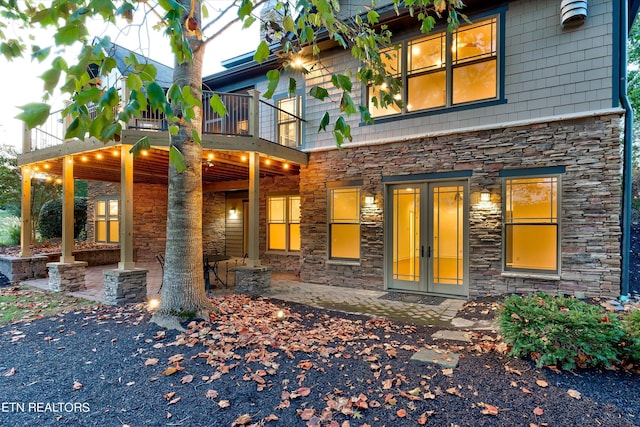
[205,389,219,399]
[144,358,159,366]
[291,387,311,398]
[299,408,315,420]
[533,407,544,416]
[264,414,279,421]
[536,380,548,388]
[3,367,16,377]
[567,389,582,399]
[382,379,394,390]
[481,403,499,415]
[168,397,181,405]
[231,413,252,426]
[396,408,407,418]
[164,392,176,400]
[162,366,179,376]
[218,400,230,408]
[441,368,454,377]
[521,387,532,394]
[181,374,194,384]
[73,381,83,391]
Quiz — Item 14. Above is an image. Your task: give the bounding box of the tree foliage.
[0,0,463,325]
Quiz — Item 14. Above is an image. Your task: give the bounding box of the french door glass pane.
[433,186,464,285]
[392,188,420,282]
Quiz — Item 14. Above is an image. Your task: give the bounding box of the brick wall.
[299,113,623,297]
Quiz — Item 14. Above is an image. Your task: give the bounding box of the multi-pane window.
[268,195,300,252]
[277,95,302,147]
[369,16,498,117]
[503,176,559,273]
[95,198,119,244]
[329,187,360,260]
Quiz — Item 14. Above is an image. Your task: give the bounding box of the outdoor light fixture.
[275,309,286,321]
[147,296,160,312]
[365,196,375,205]
[480,189,490,202]
[229,208,238,219]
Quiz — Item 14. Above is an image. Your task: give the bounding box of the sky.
[0,3,260,152]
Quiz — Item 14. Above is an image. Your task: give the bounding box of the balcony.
[17,91,307,188]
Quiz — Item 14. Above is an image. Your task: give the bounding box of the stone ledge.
[0,255,49,283]
[235,266,272,295]
[104,268,148,305]
[47,261,88,292]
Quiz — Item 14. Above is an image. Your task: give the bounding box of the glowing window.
[368,16,499,117]
[503,176,559,273]
[95,197,119,244]
[329,187,361,260]
[268,195,300,252]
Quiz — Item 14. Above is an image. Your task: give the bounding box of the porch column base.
[0,255,48,284]
[234,266,272,295]
[47,261,88,292]
[104,269,148,305]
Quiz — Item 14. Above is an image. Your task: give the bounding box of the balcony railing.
[24,91,305,153]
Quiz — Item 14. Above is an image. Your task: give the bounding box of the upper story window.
[277,94,302,147]
[95,197,119,244]
[368,16,499,118]
[502,173,561,274]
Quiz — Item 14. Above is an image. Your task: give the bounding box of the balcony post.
[247,151,261,267]
[118,144,135,270]
[22,122,32,154]
[119,76,131,129]
[19,168,32,257]
[248,89,260,138]
[60,156,75,263]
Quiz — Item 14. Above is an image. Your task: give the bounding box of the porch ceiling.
[26,145,300,187]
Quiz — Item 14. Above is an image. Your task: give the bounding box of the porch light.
[112,149,120,157]
[55,178,62,184]
[96,153,103,160]
[81,156,88,162]
[229,208,238,219]
[365,196,375,205]
[265,159,271,166]
[241,155,247,162]
[283,163,289,170]
[141,149,149,156]
[43,164,50,169]
[207,152,214,160]
[480,189,490,202]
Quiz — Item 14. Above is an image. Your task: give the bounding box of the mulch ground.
[0,295,638,427]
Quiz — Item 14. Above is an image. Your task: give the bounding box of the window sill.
[501,272,560,281]
[326,259,361,266]
[265,251,299,256]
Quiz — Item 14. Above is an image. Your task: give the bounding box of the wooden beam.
[17,137,120,166]
[203,179,249,193]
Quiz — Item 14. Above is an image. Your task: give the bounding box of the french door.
[386,181,468,296]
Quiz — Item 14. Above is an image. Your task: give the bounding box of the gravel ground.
[0,296,638,427]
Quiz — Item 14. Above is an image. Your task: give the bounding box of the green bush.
[621,309,640,362]
[37,198,87,239]
[498,293,625,370]
[8,224,20,245]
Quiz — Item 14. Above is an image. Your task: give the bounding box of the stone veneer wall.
[87,182,168,262]
[260,173,301,273]
[203,191,226,256]
[299,114,623,297]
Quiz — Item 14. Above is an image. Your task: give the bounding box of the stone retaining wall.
[299,113,623,297]
[0,256,48,283]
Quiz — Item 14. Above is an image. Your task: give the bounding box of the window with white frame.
[277,95,302,147]
[503,175,560,273]
[267,194,300,252]
[328,187,360,260]
[368,16,499,118]
[95,198,119,244]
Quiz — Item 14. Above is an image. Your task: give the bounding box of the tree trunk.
[152,0,214,330]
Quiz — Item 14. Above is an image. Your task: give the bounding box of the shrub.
[37,198,87,239]
[621,309,640,362]
[8,224,20,245]
[498,293,625,370]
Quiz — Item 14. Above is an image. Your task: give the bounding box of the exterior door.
[386,181,468,296]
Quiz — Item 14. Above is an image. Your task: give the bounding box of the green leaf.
[99,87,119,109]
[238,0,253,19]
[129,136,151,158]
[54,23,87,46]
[191,128,201,145]
[74,87,101,106]
[16,103,51,129]
[208,93,227,116]
[318,112,330,132]
[167,83,183,104]
[100,123,121,141]
[359,105,374,125]
[169,125,179,135]
[182,86,199,106]
[340,92,357,115]
[41,69,61,94]
[242,15,256,29]
[127,74,143,91]
[65,117,83,140]
[288,78,297,95]
[264,69,280,99]
[31,46,51,62]
[169,145,187,172]
[309,86,329,101]
[332,74,352,92]
[254,40,270,63]
[146,82,168,112]
[366,10,379,24]
[202,3,209,19]
[283,15,295,33]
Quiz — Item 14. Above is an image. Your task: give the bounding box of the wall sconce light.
[229,208,238,219]
[480,190,490,202]
[364,196,375,205]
